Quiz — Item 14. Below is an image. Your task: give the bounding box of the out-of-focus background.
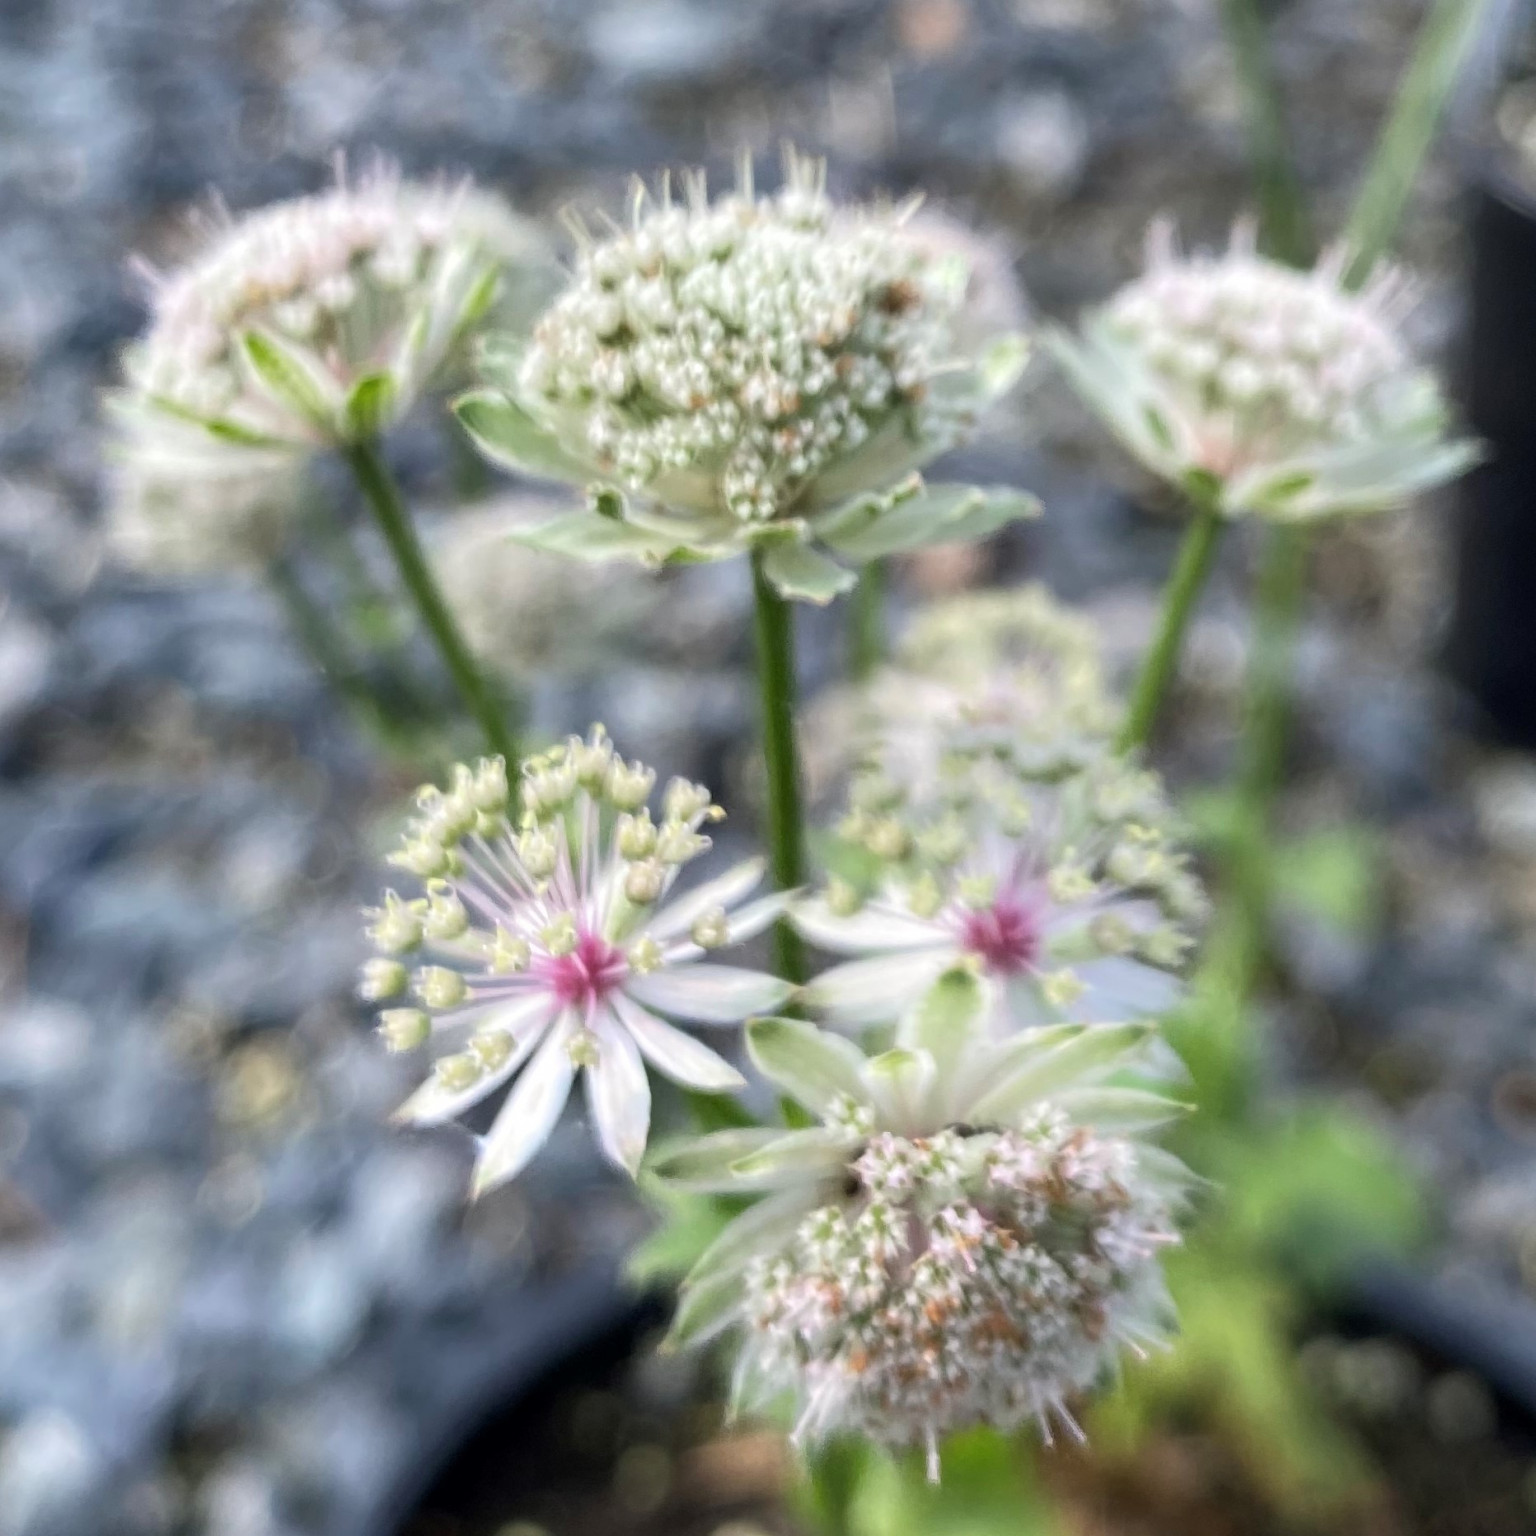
[7,2,1536,1533]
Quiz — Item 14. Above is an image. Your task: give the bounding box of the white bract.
[456,150,1034,603]
[109,167,552,571]
[796,749,1203,1034]
[362,729,793,1195]
[652,979,1191,1474]
[1049,222,1478,522]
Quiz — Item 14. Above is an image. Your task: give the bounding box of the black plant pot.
[1447,159,1536,745]
[372,1254,1536,1535]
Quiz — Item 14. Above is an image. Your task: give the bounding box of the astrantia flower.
[653,988,1190,1473]
[107,455,304,574]
[796,754,1204,1032]
[430,497,656,678]
[863,585,1119,789]
[109,167,552,567]
[362,728,794,1194]
[455,150,1034,603]
[1049,222,1478,522]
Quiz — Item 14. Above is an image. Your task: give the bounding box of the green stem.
[1343,0,1494,289]
[847,560,886,682]
[345,438,517,764]
[1230,524,1309,969]
[1116,495,1225,754]
[1217,0,1314,266]
[751,549,809,985]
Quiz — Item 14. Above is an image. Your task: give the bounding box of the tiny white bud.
[690,907,730,949]
[414,966,468,1009]
[628,935,664,973]
[625,859,665,904]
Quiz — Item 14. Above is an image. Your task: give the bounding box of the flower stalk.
[847,560,887,682]
[345,437,518,764]
[1116,488,1224,753]
[751,548,809,984]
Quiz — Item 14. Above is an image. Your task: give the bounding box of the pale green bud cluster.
[514,150,968,525]
[1105,229,1408,469]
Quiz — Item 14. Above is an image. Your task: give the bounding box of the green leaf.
[728,1127,856,1181]
[967,1023,1154,1123]
[453,391,592,481]
[240,329,343,432]
[1045,1085,1191,1134]
[681,1187,819,1292]
[665,1267,743,1349]
[760,540,857,605]
[897,967,984,1078]
[747,1017,870,1113]
[625,1184,737,1288]
[344,373,397,440]
[512,509,687,565]
[646,1128,782,1191]
[816,482,1039,563]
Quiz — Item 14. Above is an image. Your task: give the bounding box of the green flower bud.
[607,759,655,811]
[491,928,531,973]
[470,1029,515,1071]
[378,1008,431,1053]
[423,881,469,941]
[414,966,468,1009]
[434,1051,483,1091]
[617,810,657,859]
[358,957,407,1002]
[367,892,425,954]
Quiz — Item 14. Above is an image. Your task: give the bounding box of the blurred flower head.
[108,165,552,570]
[796,751,1203,1033]
[1049,221,1478,522]
[363,728,793,1194]
[429,497,658,678]
[653,994,1189,1471]
[872,585,1119,788]
[106,454,304,575]
[456,149,1033,603]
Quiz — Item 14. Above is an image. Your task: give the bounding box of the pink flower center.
[959,895,1041,976]
[540,930,628,1008]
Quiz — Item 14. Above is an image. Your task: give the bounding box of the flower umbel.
[653,987,1190,1474]
[456,149,1034,603]
[797,751,1204,1034]
[1049,221,1478,522]
[363,729,794,1194]
[109,166,552,570]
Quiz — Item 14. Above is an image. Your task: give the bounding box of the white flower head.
[429,497,658,678]
[363,728,794,1194]
[796,753,1204,1034]
[107,453,305,575]
[456,148,1035,603]
[872,585,1119,786]
[1049,221,1478,522]
[653,989,1191,1474]
[108,165,553,568]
